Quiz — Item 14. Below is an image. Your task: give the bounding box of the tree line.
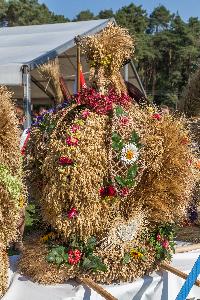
[0,0,200,107]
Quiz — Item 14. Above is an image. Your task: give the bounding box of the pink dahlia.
[67,207,78,219]
[120,187,129,197]
[156,234,162,242]
[119,116,130,126]
[71,124,80,133]
[162,240,169,249]
[58,156,73,166]
[66,136,79,146]
[81,109,90,119]
[152,113,162,121]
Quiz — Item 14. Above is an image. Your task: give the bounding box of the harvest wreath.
[19,23,198,285]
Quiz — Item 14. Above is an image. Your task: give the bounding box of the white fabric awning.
[0,19,112,85]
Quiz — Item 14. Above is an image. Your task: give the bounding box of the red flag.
[80,68,87,88]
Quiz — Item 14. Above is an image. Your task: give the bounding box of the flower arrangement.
[123,247,147,264]
[74,88,131,115]
[46,236,107,272]
[149,224,175,261]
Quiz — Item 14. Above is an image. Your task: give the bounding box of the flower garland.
[58,109,91,174]
[74,88,131,115]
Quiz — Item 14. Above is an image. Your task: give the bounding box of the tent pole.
[124,64,129,82]
[130,60,147,98]
[22,65,32,129]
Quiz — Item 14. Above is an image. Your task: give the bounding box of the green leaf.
[82,257,92,270]
[55,256,64,265]
[130,131,140,144]
[141,256,147,262]
[85,237,96,255]
[115,105,126,117]
[112,132,122,143]
[87,236,96,246]
[112,132,124,151]
[82,255,107,272]
[112,141,123,151]
[56,246,66,255]
[63,253,69,263]
[127,164,138,179]
[124,178,135,187]
[50,248,60,256]
[123,253,131,264]
[89,255,107,272]
[115,176,126,187]
[46,255,55,263]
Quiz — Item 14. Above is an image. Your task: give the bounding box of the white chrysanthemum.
[121,143,139,165]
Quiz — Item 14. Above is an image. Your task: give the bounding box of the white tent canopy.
[0,19,112,85]
[0,19,146,127]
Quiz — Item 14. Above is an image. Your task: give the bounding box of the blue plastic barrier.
[175,255,200,300]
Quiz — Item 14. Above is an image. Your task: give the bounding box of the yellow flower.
[74,119,84,126]
[147,106,155,114]
[40,232,55,243]
[19,195,25,208]
[130,249,143,259]
[72,133,81,139]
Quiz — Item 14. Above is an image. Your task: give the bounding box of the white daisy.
[121,143,139,165]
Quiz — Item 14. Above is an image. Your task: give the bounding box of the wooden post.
[175,243,200,253]
[76,277,118,300]
[160,262,200,287]
[75,36,81,93]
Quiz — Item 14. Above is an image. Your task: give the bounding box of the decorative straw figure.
[0,86,26,296]
[19,24,197,285]
[80,23,134,94]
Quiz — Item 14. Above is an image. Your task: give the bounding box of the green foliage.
[73,10,94,21]
[122,252,131,264]
[37,113,56,133]
[115,105,127,117]
[97,9,114,20]
[0,0,68,26]
[0,164,23,200]
[130,131,140,146]
[25,203,41,234]
[46,235,107,273]
[82,255,107,272]
[47,246,69,266]
[112,132,124,151]
[149,224,176,261]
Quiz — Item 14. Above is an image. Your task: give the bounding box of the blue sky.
[38,0,200,21]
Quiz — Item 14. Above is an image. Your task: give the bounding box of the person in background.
[32,109,39,123]
[38,106,47,116]
[15,105,26,134]
[160,104,170,115]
